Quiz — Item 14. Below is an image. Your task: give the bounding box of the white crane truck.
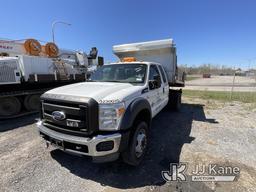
[37,39,184,166]
[0,39,103,119]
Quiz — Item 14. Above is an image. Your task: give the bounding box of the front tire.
[122,121,148,166]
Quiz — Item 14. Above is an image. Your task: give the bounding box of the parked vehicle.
[0,38,103,118]
[37,39,184,165]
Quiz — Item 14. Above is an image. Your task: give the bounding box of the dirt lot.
[0,97,255,192]
[185,75,256,92]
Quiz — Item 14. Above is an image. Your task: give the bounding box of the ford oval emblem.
[52,111,66,121]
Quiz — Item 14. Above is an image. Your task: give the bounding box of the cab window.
[149,65,161,81]
[158,65,167,83]
[148,65,162,89]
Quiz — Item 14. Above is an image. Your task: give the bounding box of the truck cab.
[37,39,184,165]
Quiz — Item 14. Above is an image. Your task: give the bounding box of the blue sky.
[1,0,256,69]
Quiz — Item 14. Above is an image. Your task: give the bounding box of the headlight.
[99,102,125,131]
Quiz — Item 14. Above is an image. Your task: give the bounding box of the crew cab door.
[146,64,163,117]
[157,65,169,109]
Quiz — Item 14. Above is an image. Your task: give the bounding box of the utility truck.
[37,39,184,166]
[0,38,103,119]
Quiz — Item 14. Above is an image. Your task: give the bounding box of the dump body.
[113,39,184,86]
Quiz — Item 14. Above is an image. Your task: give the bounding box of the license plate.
[66,120,79,127]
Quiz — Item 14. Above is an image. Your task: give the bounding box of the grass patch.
[183,90,256,103]
[185,76,201,81]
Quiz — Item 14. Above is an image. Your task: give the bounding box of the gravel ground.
[0,97,255,192]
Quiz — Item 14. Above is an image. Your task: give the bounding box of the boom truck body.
[0,39,103,118]
[37,39,184,166]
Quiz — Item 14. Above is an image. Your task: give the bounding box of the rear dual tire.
[0,94,41,117]
[0,97,21,116]
[168,90,182,111]
[24,94,40,111]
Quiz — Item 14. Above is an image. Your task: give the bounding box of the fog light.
[96,141,114,152]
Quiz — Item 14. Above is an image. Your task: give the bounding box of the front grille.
[42,99,89,136]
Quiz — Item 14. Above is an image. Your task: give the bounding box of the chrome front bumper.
[37,121,122,157]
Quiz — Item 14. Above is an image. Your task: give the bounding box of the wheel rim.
[135,129,147,158]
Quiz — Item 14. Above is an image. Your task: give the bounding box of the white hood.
[46,82,144,103]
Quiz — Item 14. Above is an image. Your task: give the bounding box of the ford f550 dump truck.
[37,39,184,166]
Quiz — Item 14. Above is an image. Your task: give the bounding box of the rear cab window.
[158,65,167,83]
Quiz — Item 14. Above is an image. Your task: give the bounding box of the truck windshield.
[90,64,147,84]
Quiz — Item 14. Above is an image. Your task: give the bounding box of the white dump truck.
[0,38,103,118]
[37,39,184,166]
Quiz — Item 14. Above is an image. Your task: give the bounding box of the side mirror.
[149,80,156,90]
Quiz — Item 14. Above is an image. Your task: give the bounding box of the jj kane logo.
[162,163,240,182]
[162,163,187,181]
